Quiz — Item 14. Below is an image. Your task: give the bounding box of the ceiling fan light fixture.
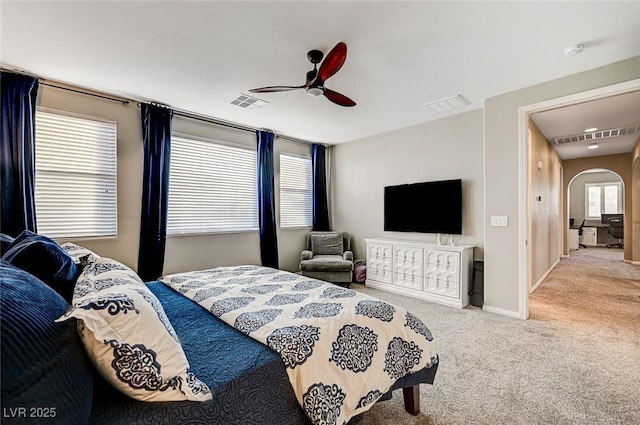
[306,87,324,97]
[585,127,598,132]
[587,143,599,150]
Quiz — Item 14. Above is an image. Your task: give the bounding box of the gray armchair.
[300,231,354,287]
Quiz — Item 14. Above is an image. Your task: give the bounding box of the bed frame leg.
[402,385,420,415]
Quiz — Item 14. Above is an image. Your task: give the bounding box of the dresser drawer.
[424,250,460,281]
[367,243,393,284]
[393,246,424,290]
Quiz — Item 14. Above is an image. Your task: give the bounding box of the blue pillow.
[0,260,94,425]
[2,230,81,302]
[0,233,14,255]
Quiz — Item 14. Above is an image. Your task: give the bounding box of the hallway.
[530,247,640,337]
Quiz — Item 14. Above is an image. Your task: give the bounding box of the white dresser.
[366,238,474,309]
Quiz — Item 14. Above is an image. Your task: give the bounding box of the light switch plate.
[490,215,508,227]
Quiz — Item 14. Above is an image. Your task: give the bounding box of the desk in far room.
[570,225,622,248]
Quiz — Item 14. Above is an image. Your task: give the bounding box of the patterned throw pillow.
[57,257,212,402]
[60,242,99,266]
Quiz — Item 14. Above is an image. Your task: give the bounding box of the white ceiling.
[531,90,640,160]
[1,1,640,147]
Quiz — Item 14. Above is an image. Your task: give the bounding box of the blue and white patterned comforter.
[161,266,438,425]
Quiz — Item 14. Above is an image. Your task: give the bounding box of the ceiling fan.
[249,42,356,107]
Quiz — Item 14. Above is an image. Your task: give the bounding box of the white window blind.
[280,154,312,228]
[167,136,258,234]
[586,185,601,219]
[34,108,117,239]
[585,182,622,219]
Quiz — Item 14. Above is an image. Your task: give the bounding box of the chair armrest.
[343,251,354,262]
[301,250,314,261]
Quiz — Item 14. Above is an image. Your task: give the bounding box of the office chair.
[578,219,587,249]
[604,216,624,249]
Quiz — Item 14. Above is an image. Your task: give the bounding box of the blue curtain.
[138,103,173,281]
[257,130,279,269]
[312,144,330,231]
[1,72,39,237]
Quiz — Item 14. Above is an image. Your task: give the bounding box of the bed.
[0,232,438,425]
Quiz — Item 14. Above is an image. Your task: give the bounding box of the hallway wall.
[632,136,640,263]
[529,118,562,287]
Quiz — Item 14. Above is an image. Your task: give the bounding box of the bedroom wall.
[166,116,312,274]
[39,84,143,271]
[528,118,562,288]
[331,108,484,261]
[38,82,311,275]
[484,56,640,317]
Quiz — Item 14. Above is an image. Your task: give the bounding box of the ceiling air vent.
[552,124,640,144]
[230,93,268,110]
[424,94,470,113]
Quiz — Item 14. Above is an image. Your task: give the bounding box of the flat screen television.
[384,179,462,234]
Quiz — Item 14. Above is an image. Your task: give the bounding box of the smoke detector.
[564,43,587,57]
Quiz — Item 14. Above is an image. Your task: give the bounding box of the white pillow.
[58,257,211,402]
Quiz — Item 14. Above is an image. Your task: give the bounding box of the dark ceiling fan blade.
[324,88,356,107]
[249,85,305,93]
[306,69,317,86]
[316,42,347,83]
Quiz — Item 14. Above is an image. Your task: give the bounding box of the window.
[280,154,312,228]
[167,135,258,234]
[34,108,117,238]
[585,182,623,220]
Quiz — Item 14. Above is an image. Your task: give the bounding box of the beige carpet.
[350,249,640,424]
[530,247,640,338]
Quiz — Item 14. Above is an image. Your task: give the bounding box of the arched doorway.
[567,168,625,254]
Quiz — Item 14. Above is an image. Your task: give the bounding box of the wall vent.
[230,93,268,110]
[552,124,640,144]
[424,94,470,113]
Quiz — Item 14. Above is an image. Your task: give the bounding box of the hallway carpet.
[530,247,640,337]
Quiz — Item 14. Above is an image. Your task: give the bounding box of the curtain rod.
[171,108,315,147]
[40,82,130,105]
[3,68,316,146]
[1,68,129,104]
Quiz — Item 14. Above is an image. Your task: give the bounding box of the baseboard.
[482,305,522,319]
[530,258,559,293]
[630,260,639,265]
